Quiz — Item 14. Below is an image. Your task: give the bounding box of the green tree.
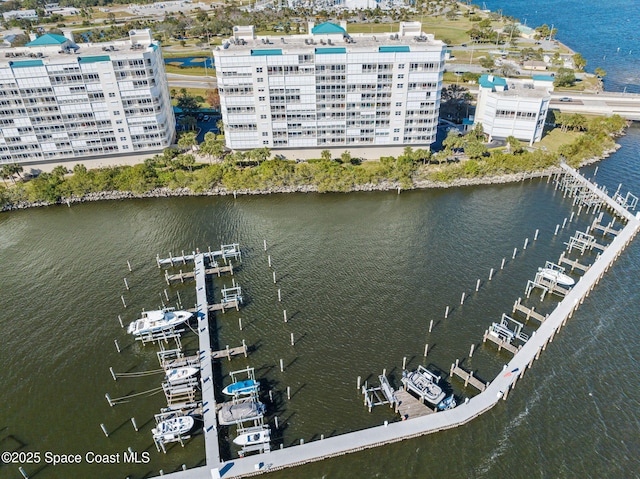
[177,88,200,116]
[479,55,495,70]
[340,150,352,164]
[594,67,606,78]
[554,68,576,87]
[321,149,331,161]
[505,135,524,154]
[572,53,587,71]
[177,131,197,151]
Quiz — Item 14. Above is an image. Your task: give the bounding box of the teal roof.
[26,33,68,46]
[251,49,282,56]
[10,59,44,68]
[315,47,346,54]
[532,75,555,82]
[311,22,346,35]
[479,74,507,89]
[379,46,410,53]
[78,55,110,63]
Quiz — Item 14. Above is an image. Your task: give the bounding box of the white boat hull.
[233,428,270,446]
[127,308,193,335]
[539,268,575,286]
[165,366,199,384]
[152,416,194,441]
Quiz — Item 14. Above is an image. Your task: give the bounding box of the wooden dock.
[211,342,248,361]
[156,165,640,479]
[512,297,547,323]
[557,252,590,273]
[482,330,520,355]
[449,360,488,392]
[165,264,234,284]
[394,390,434,420]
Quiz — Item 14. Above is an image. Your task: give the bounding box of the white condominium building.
[214,22,445,157]
[474,74,554,145]
[0,29,175,165]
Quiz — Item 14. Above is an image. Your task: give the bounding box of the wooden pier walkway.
[512,298,547,323]
[394,390,434,420]
[449,360,488,392]
[165,264,234,284]
[482,330,520,355]
[156,165,640,479]
[193,254,223,468]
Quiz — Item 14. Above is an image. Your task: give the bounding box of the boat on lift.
[218,399,266,426]
[152,415,194,441]
[437,394,457,411]
[222,379,259,397]
[127,307,193,335]
[538,267,575,286]
[401,365,446,406]
[165,366,199,384]
[233,426,271,446]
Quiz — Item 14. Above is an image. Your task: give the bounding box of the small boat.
[127,308,193,335]
[401,365,446,406]
[233,427,270,446]
[165,366,199,384]
[218,399,266,426]
[152,415,194,441]
[222,379,259,397]
[538,267,575,286]
[437,394,457,411]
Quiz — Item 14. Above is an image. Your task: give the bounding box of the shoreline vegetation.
[0,115,626,212]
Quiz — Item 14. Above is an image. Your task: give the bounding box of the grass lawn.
[164,64,213,77]
[535,128,581,153]
[171,88,214,108]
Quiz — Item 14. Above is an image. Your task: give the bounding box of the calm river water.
[2,125,640,479]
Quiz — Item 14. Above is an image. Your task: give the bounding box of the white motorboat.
[222,379,259,396]
[538,267,575,286]
[165,366,199,384]
[218,399,266,426]
[401,365,446,406]
[152,415,194,441]
[127,308,193,335]
[233,427,270,446]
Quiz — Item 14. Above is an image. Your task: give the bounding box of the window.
[259,97,266,101]
[118,128,124,133]
[394,128,400,133]
[120,136,127,141]
[398,64,405,69]
[260,114,267,119]
[257,78,264,82]
[393,137,399,141]
[396,84,404,89]
[263,140,269,145]
[256,67,263,73]
[396,102,402,107]
[262,132,268,137]
[398,74,404,79]
[116,120,123,124]
[108,92,116,98]
[395,111,402,116]
[113,111,120,115]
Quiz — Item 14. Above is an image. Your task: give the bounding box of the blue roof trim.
[78,55,110,63]
[26,33,67,46]
[10,59,44,68]
[251,49,282,56]
[532,74,555,82]
[479,74,507,88]
[315,47,346,54]
[312,22,346,35]
[379,46,410,53]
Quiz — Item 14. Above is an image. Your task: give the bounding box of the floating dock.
[156,165,640,479]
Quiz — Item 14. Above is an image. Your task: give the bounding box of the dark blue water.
[484,0,640,93]
[164,56,215,69]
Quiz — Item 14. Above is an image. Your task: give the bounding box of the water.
[3,4,640,478]
[2,126,640,478]
[483,0,640,93]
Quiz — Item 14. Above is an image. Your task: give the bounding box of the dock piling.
[287,386,291,400]
[469,344,475,357]
[283,310,287,323]
[290,333,294,346]
[100,423,109,437]
[105,393,113,406]
[429,319,433,332]
[534,229,539,241]
[109,367,117,381]
[357,376,361,389]
[124,278,129,290]
[475,279,481,292]
[523,238,529,250]
[570,211,575,223]
[562,218,567,229]
[239,317,243,331]
[460,292,465,305]
[444,306,449,318]
[501,258,506,270]
[121,295,126,308]
[402,356,407,369]
[489,268,494,280]
[512,247,517,259]
[280,358,284,372]
[264,239,267,251]
[118,315,123,328]
[268,255,272,268]
[423,343,429,357]
[275,416,279,429]
[131,417,138,432]
[278,288,282,302]
[555,224,560,236]
[18,467,29,479]
[273,271,277,284]
[114,339,121,353]
[127,260,132,272]
[164,289,170,302]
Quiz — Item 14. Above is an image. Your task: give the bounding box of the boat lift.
[565,231,606,255]
[526,264,571,300]
[152,411,194,453]
[362,375,397,412]
[613,190,638,211]
[221,284,243,304]
[490,314,528,343]
[236,424,271,457]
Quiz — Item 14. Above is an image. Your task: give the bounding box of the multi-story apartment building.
[474,74,553,145]
[214,22,445,158]
[0,29,175,165]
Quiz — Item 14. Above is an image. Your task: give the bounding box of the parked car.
[559,97,572,102]
[203,115,210,122]
[197,113,204,121]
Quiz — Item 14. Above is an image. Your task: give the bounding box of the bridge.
[548,91,640,121]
